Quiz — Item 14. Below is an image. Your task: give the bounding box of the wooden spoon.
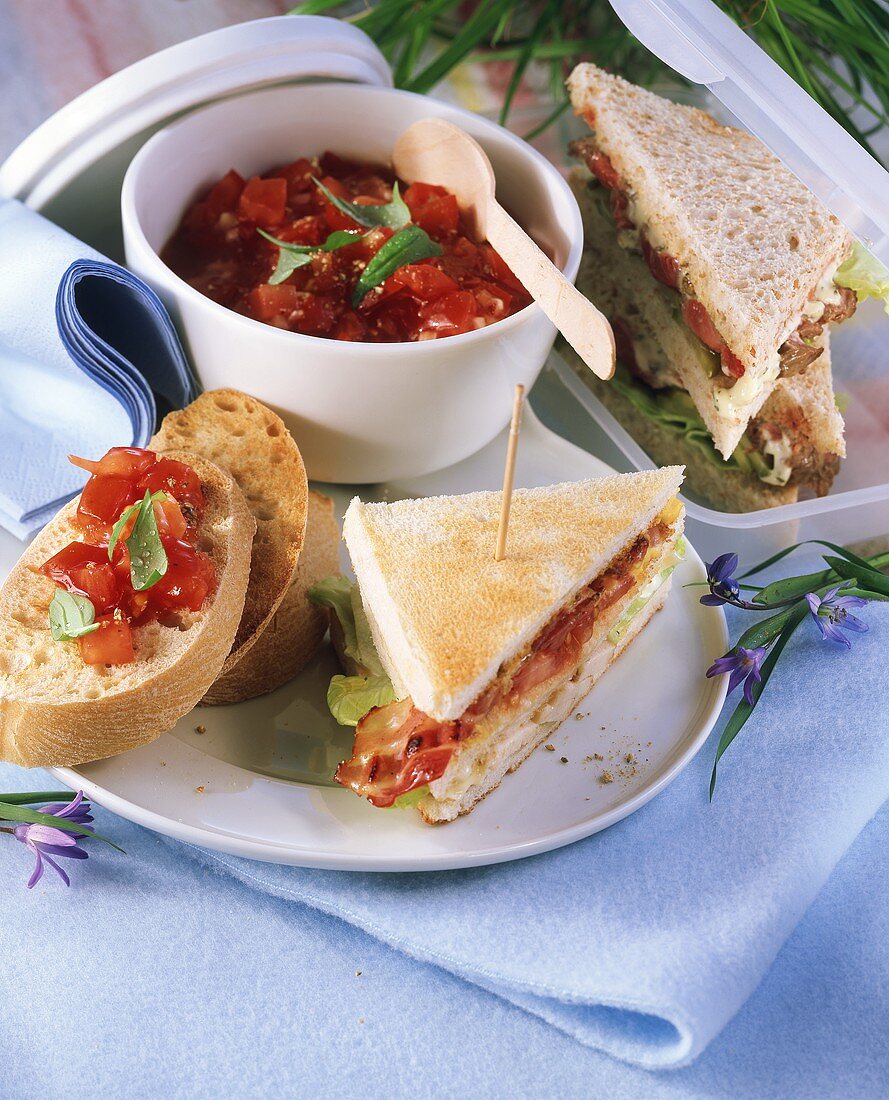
[393,117,615,380]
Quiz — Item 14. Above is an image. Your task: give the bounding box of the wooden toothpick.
[495,384,525,562]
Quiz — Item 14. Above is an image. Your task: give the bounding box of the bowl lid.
[611,0,889,262]
[0,15,391,210]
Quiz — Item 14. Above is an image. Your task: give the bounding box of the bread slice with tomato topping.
[317,469,685,821]
[0,450,253,768]
[150,389,337,704]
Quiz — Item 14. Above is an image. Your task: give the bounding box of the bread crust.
[202,490,340,705]
[419,573,672,823]
[151,389,308,679]
[0,452,253,768]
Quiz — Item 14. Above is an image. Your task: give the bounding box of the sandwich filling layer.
[568,139,857,405]
[334,503,683,808]
[608,318,838,494]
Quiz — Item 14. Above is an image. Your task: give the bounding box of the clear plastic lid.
[610,0,889,261]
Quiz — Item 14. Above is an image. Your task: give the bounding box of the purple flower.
[702,552,741,607]
[706,645,768,705]
[806,584,869,649]
[13,791,94,889]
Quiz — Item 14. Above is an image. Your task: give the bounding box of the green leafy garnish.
[327,674,397,727]
[48,590,100,641]
[834,241,889,314]
[308,575,361,664]
[126,490,168,591]
[108,491,166,561]
[352,224,443,306]
[258,227,366,285]
[391,785,429,810]
[313,177,411,230]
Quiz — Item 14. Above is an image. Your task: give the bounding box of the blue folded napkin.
[174,557,889,1070]
[0,199,197,539]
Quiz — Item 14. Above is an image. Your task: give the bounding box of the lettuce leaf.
[609,365,770,479]
[391,785,429,810]
[835,241,889,314]
[327,674,396,727]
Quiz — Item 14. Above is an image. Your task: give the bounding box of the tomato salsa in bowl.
[122,82,582,482]
[161,152,532,343]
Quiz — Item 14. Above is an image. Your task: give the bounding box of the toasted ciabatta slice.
[203,490,340,705]
[150,389,309,700]
[0,452,253,768]
[567,64,852,393]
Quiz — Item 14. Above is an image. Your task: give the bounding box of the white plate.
[27,409,727,871]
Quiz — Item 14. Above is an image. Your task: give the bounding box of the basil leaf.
[48,590,100,641]
[108,491,166,561]
[313,177,411,230]
[352,225,443,306]
[267,248,314,285]
[126,490,168,591]
[258,228,367,285]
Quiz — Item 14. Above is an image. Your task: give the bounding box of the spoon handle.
[485,202,615,380]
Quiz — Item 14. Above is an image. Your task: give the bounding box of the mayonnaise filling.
[759,430,795,487]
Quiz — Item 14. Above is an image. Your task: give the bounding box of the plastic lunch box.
[0,3,886,561]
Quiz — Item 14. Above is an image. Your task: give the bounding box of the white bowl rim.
[121,82,583,358]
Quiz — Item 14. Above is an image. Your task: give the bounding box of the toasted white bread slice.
[572,172,845,466]
[0,451,254,768]
[150,390,308,688]
[203,490,340,705]
[343,469,683,723]
[567,64,852,388]
[420,542,676,823]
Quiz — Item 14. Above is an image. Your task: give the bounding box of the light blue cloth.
[0,200,196,538]
[185,585,889,1071]
[1,754,887,1098]
[0,557,886,1098]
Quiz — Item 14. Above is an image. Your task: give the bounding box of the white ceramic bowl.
[121,83,582,482]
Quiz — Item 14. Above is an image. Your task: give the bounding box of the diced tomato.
[206,170,245,215]
[146,540,215,615]
[588,151,621,190]
[641,236,680,290]
[247,282,302,322]
[413,194,460,237]
[69,446,155,480]
[161,152,531,343]
[316,175,364,232]
[153,497,188,540]
[334,312,366,341]
[42,542,106,582]
[682,298,725,353]
[389,264,459,302]
[418,290,478,336]
[77,475,139,532]
[403,181,448,211]
[276,157,314,195]
[610,189,634,231]
[238,176,287,227]
[721,348,746,378]
[138,458,204,518]
[78,616,135,665]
